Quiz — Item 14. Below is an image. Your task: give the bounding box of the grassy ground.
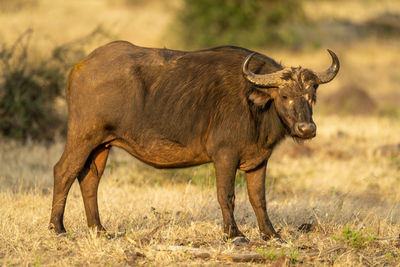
[1,0,400,265]
[1,115,399,266]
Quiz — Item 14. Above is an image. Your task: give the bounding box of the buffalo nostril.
[297,123,308,133]
[309,123,316,132]
[305,123,316,132]
[297,123,316,137]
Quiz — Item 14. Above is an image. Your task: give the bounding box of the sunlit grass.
[1,115,400,265]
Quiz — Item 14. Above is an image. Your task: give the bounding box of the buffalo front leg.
[213,151,245,240]
[77,145,110,232]
[245,162,280,240]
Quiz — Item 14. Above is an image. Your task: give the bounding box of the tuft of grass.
[333,225,376,249]
[257,246,299,264]
[257,246,286,261]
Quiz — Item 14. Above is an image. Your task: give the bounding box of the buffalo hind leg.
[77,145,110,233]
[245,161,281,241]
[213,150,246,241]
[49,142,97,234]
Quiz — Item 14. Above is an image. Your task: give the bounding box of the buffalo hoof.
[261,233,286,244]
[48,223,66,235]
[230,236,250,245]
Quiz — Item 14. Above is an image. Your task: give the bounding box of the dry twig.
[300,244,345,259]
[151,243,347,263]
[152,245,264,262]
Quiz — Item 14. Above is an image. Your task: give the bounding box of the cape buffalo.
[49,41,339,241]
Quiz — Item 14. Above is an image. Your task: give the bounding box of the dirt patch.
[322,85,377,115]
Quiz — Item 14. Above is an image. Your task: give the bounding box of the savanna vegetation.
[1,0,400,265]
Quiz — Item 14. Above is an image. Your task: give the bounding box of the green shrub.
[173,0,306,49]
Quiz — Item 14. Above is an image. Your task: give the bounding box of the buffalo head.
[243,50,339,139]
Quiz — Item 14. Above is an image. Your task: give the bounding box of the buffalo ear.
[248,87,279,107]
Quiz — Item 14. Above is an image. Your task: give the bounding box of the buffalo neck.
[255,101,288,149]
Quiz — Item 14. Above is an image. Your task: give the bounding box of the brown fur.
[49,42,338,241]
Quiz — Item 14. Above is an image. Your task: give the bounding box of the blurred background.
[0,0,399,142]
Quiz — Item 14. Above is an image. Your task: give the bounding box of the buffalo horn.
[242,53,282,87]
[315,49,340,84]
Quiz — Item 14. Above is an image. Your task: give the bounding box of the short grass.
[1,115,400,266]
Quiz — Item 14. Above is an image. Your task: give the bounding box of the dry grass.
[1,0,400,265]
[1,115,400,266]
